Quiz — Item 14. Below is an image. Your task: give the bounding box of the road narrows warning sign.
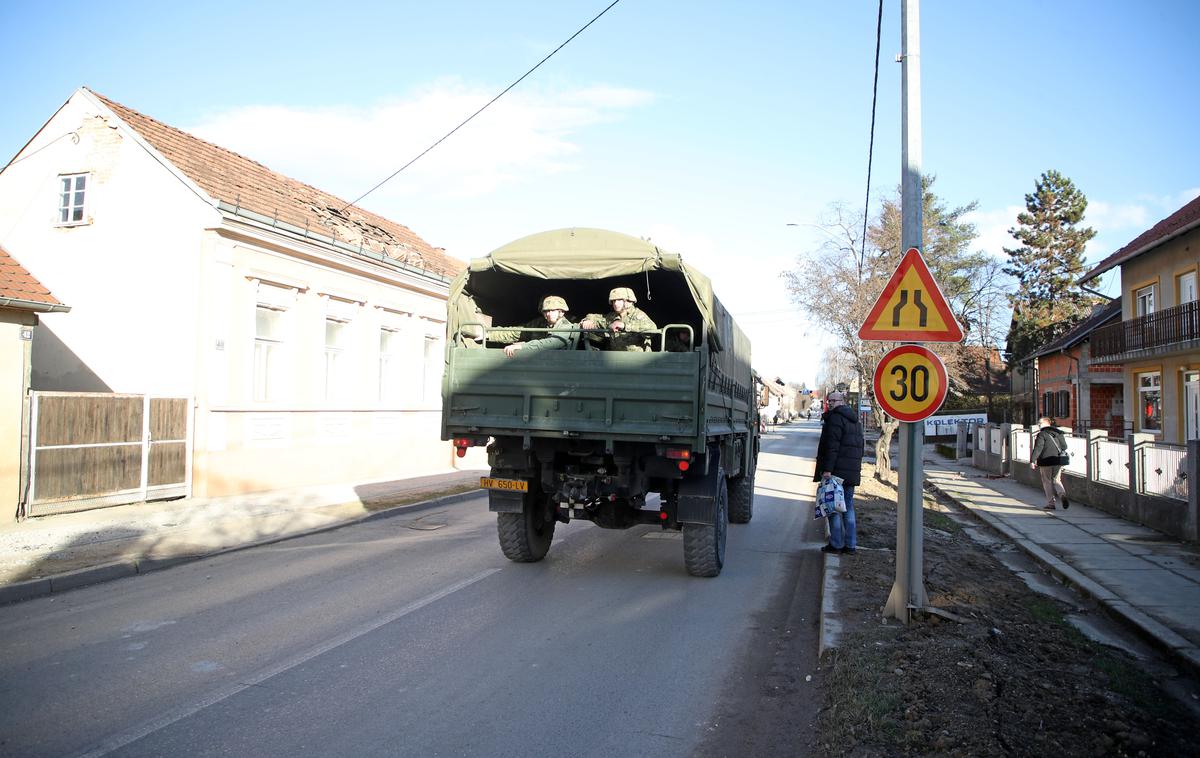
[858,247,964,342]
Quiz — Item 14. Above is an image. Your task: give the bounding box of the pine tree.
[1003,170,1097,361]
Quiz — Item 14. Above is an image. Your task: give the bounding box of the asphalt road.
[0,422,824,758]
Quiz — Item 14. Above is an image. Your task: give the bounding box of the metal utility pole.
[883,0,929,622]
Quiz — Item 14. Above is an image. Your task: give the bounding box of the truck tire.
[683,472,727,577]
[728,470,754,524]
[496,496,555,562]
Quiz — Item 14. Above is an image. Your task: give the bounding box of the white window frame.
[422,330,443,405]
[1137,371,1162,433]
[1134,284,1156,317]
[56,172,90,226]
[324,317,350,402]
[379,327,403,403]
[254,305,286,402]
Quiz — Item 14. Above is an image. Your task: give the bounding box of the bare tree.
[783,179,1010,481]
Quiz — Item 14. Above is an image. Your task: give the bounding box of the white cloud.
[185,79,654,201]
[962,205,1023,258]
[1086,201,1150,231]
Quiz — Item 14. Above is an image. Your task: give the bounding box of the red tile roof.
[1081,194,1200,283]
[0,244,64,308]
[85,89,464,280]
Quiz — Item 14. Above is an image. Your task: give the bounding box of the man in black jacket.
[814,391,865,554]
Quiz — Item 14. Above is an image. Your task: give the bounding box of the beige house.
[0,245,70,516]
[0,87,468,510]
[1081,195,1200,443]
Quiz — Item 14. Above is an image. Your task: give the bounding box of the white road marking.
[76,568,501,758]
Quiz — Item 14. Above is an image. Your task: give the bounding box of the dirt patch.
[817,465,1200,757]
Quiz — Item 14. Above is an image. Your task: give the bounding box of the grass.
[821,636,904,741]
[923,509,962,535]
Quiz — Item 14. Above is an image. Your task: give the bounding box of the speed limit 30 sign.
[873,345,948,422]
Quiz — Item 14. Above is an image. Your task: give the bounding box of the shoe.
[820,544,841,554]
[1042,505,1056,511]
[1062,497,1070,510]
[841,546,856,555]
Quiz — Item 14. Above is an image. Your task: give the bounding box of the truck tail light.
[678,460,689,471]
[453,438,471,458]
[664,448,691,460]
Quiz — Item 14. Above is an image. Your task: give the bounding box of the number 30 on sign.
[873,345,949,422]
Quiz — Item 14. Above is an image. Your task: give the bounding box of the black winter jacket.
[1031,426,1069,466]
[813,405,865,486]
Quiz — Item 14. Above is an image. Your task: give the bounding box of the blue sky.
[3,0,1197,386]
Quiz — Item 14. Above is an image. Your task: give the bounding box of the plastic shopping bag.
[816,476,846,517]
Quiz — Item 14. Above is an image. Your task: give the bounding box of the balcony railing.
[1091,300,1200,360]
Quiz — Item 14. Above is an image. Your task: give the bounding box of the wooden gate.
[27,392,192,516]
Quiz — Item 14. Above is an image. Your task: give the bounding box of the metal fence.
[1092,438,1130,488]
[1062,435,1088,478]
[1137,442,1188,501]
[28,392,192,516]
[1011,429,1032,463]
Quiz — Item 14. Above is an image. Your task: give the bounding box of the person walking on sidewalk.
[814,391,864,554]
[1031,416,1070,511]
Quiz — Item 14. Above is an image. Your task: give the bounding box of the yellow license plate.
[480,477,529,492]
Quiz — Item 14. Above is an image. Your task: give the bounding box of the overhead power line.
[860,0,884,261]
[339,0,623,213]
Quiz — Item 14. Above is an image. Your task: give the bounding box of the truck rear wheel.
[728,470,754,524]
[683,472,727,577]
[496,494,556,562]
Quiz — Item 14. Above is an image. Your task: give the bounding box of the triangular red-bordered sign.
[858,247,964,342]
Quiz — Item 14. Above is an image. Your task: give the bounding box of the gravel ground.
[815,465,1200,757]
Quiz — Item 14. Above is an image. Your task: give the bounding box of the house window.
[1041,391,1054,417]
[57,173,88,225]
[1056,390,1070,418]
[379,328,402,403]
[254,306,286,401]
[1134,284,1156,317]
[324,319,349,401]
[423,334,442,404]
[1179,272,1198,304]
[1137,372,1161,433]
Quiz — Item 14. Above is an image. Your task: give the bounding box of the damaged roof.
[86,88,464,279]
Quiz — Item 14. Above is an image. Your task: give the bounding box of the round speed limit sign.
[873,345,948,422]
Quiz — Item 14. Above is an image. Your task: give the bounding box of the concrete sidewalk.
[924,455,1200,676]
[0,468,486,605]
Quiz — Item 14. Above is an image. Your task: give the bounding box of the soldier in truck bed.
[581,287,658,351]
[491,295,576,357]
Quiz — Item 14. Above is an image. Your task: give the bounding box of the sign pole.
[883,0,928,622]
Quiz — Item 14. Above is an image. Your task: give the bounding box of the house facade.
[1082,195,1200,444]
[0,88,469,510]
[1025,299,1124,437]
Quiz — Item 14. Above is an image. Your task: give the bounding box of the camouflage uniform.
[584,287,658,352]
[492,295,575,352]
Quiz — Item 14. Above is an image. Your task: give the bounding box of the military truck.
[442,228,759,577]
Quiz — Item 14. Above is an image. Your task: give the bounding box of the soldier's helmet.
[540,295,568,312]
[608,286,637,303]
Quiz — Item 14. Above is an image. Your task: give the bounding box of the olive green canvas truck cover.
[441,228,754,448]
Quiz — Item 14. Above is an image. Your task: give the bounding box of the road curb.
[818,551,841,656]
[924,475,1200,680]
[0,488,484,607]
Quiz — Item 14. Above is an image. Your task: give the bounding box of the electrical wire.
[860,0,884,261]
[339,0,623,213]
